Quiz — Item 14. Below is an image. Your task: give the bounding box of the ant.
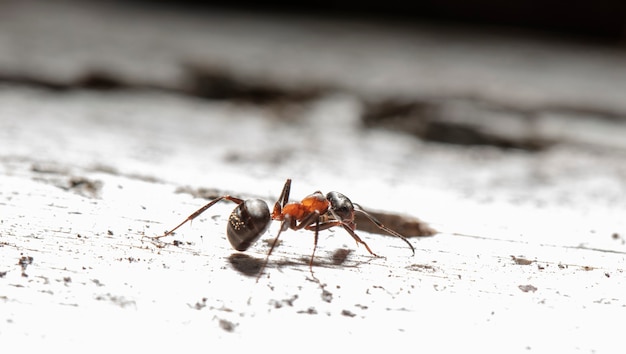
[152,179,415,279]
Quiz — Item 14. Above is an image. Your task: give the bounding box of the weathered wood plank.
[1,1,626,352]
[1,86,625,353]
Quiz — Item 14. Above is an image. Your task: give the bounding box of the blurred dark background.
[125,0,626,43]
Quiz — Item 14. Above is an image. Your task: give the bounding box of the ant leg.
[307,218,331,298]
[289,210,323,270]
[309,217,320,276]
[306,220,380,257]
[257,211,321,280]
[256,216,291,282]
[272,178,292,217]
[154,195,244,239]
[340,224,380,257]
[353,204,415,255]
[288,211,322,279]
[288,211,322,275]
[279,179,292,207]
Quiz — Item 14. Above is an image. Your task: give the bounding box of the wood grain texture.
[1,2,626,353]
[2,87,625,353]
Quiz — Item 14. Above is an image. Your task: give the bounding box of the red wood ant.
[152,179,414,278]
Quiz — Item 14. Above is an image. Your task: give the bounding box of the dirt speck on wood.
[511,255,534,265]
[518,284,538,293]
[218,318,237,332]
[18,255,33,277]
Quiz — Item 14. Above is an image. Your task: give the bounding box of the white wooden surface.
[1,88,625,353]
[1,2,626,353]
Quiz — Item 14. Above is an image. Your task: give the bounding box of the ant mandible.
[153,179,415,278]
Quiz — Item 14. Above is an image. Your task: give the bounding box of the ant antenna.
[353,204,415,256]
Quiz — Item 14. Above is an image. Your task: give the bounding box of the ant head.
[326,191,355,222]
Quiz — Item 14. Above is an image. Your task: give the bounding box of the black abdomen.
[227,199,271,251]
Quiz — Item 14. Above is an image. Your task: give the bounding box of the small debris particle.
[341,310,356,317]
[95,293,136,308]
[0,271,7,278]
[283,294,298,306]
[518,284,538,293]
[407,263,436,272]
[605,272,610,278]
[18,256,33,277]
[63,277,72,283]
[321,289,333,303]
[107,230,114,236]
[582,266,594,271]
[192,297,207,310]
[297,307,318,315]
[270,295,298,309]
[218,319,236,332]
[511,255,533,265]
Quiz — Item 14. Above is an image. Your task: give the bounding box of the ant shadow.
[227,253,307,278]
[228,249,376,303]
[228,248,369,278]
[228,253,264,277]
